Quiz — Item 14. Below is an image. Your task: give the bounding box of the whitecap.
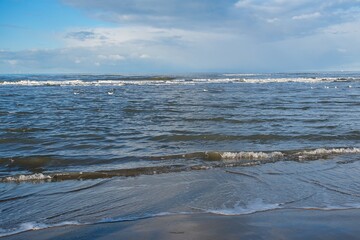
[1,173,52,182]
[298,148,360,157]
[221,151,284,160]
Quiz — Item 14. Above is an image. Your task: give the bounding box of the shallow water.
[1,72,360,236]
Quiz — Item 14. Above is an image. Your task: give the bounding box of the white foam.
[0,80,126,86]
[220,148,360,162]
[204,201,360,216]
[243,77,338,83]
[1,173,52,182]
[1,80,85,86]
[0,77,355,86]
[192,78,245,83]
[221,151,284,160]
[223,73,261,77]
[204,199,281,215]
[301,203,360,211]
[0,221,80,237]
[298,148,360,158]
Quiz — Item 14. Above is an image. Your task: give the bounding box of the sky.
[1,0,360,74]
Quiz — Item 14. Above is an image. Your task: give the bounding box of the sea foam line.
[0,221,81,238]
[219,147,360,161]
[0,77,357,86]
[197,203,360,216]
[0,212,190,238]
[0,80,126,86]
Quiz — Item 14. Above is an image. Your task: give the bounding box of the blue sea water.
[0,72,360,236]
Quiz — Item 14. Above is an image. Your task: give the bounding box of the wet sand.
[2,209,360,240]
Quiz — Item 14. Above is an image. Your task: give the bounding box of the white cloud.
[139,54,150,59]
[292,12,321,20]
[266,18,279,23]
[62,0,232,28]
[63,26,228,49]
[98,54,125,61]
[2,0,360,73]
[234,0,314,14]
[234,0,252,9]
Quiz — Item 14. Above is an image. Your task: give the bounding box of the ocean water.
[1,72,360,236]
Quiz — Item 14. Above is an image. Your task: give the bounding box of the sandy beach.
[3,209,360,240]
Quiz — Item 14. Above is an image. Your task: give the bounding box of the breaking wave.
[1,77,359,86]
[1,147,359,183]
[2,173,52,182]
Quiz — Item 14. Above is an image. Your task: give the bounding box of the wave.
[221,147,360,161]
[1,147,359,183]
[2,173,52,182]
[0,211,192,238]
[190,77,359,84]
[0,80,126,86]
[0,212,184,238]
[0,165,190,182]
[150,133,360,142]
[197,199,281,215]
[4,201,360,238]
[151,147,360,162]
[243,77,357,83]
[195,200,360,216]
[98,211,193,224]
[0,221,81,238]
[1,77,359,86]
[301,203,360,211]
[223,73,263,77]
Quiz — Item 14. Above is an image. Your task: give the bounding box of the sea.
[0,72,360,237]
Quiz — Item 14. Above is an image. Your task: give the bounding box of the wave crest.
[2,173,52,182]
[221,151,284,160]
[1,77,358,86]
[1,148,359,183]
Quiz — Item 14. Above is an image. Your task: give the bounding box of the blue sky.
[1,0,360,73]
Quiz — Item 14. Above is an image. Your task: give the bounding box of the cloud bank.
[1,0,360,73]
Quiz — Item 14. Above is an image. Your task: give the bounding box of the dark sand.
[3,209,360,240]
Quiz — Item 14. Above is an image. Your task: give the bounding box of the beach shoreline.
[3,208,360,240]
